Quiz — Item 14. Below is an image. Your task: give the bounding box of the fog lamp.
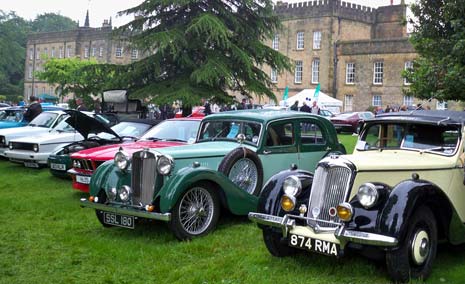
[336,203,353,222]
[281,195,296,212]
[107,187,117,201]
[145,205,155,212]
[89,196,95,202]
[119,185,131,202]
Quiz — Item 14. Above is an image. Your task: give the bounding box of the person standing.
[24,96,43,121]
[310,101,320,114]
[76,98,88,111]
[300,101,311,113]
[290,101,299,111]
[237,98,247,110]
[204,100,212,116]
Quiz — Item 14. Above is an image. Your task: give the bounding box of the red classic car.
[174,106,205,118]
[330,111,374,133]
[68,118,201,192]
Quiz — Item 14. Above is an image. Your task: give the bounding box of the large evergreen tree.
[404,0,465,101]
[116,0,291,105]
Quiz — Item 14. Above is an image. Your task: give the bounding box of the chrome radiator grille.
[131,150,157,205]
[307,164,352,229]
[73,159,94,170]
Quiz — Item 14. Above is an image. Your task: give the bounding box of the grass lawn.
[1,135,465,283]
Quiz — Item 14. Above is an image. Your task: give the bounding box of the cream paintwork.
[289,226,341,245]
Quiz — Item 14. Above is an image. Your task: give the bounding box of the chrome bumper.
[80,198,171,222]
[248,212,398,247]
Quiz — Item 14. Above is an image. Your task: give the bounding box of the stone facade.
[24,19,140,102]
[265,0,430,111]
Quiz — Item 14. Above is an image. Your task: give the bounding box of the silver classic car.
[250,110,465,282]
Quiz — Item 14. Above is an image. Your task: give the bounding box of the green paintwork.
[48,153,72,178]
[157,166,258,214]
[89,109,343,221]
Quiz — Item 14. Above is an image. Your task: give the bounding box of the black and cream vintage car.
[249,110,465,282]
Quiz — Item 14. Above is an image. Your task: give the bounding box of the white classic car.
[0,110,68,157]
[4,110,116,168]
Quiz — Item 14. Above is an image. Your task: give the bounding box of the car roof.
[202,109,320,123]
[118,119,162,126]
[370,110,465,125]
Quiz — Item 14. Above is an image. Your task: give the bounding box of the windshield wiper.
[163,138,186,142]
[120,135,138,140]
[144,137,161,141]
[421,146,456,153]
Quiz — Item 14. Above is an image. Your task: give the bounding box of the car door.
[258,120,298,183]
[297,118,331,171]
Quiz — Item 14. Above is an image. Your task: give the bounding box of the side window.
[266,122,294,147]
[53,114,68,128]
[300,121,326,145]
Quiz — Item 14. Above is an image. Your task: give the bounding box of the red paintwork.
[70,140,185,192]
[70,117,202,192]
[175,106,205,118]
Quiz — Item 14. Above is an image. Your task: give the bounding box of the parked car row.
[3,107,464,282]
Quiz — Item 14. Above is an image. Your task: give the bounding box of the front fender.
[157,166,258,215]
[348,179,454,245]
[89,161,131,196]
[257,168,313,217]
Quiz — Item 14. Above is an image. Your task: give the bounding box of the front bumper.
[248,212,398,248]
[68,168,92,192]
[80,198,171,222]
[4,149,50,164]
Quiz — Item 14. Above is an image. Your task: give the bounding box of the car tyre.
[169,183,220,240]
[263,228,296,257]
[218,147,263,196]
[385,206,437,283]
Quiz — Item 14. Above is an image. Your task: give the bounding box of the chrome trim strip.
[249,212,398,247]
[80,198,171,221]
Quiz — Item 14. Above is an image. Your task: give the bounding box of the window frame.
[296,31,304,50]
[313,31,322,50]
[404,61,413,85]
[373,61,384,85]
[311,58,320,84]
[345,62,355,84]
[344,94,353,112]
[294,60,303,84]
[372,94,382,107]
[272,34,279,51]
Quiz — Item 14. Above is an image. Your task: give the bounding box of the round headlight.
[108,187,117,201]
[33,144,39,152]
[0,136,4,144]
[357,183,379,209]
[114,150,130,170]
[283,176,302,197]
[73,160,81,169]
[8,143,13,150]
[119,185,131,202]
[157,155,173,175]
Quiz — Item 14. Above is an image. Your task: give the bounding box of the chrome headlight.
[107,187,117,201]
[119,185,131,202]
[8,142,13,150]
[114,149,130,171]
[283,176,302,197]
[157,155,174,175]
[33,144,39,152]
[357,183,379,209]
[73,160,82,169]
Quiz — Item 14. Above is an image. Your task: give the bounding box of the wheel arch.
[157,166,258,215]
[377,179,457,245]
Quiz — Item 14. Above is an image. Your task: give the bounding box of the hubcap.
[411,229,430,265]
[228,158,258,194]
[178,187,214,235]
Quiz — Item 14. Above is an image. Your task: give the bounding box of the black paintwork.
[372,110,465,126]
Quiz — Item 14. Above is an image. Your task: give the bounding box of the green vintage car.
[80,109,345,240]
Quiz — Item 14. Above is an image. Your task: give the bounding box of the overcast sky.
[0,0,413,28]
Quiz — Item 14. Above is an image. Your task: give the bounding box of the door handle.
[263,150,272,155]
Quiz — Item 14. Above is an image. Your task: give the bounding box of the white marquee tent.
[280,89,343,113]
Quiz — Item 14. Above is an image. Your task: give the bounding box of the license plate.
[288,234,339,257]
[24,162,39,168]
[76,175,91,184]
[103,212,135,229]
[50,163,66,171]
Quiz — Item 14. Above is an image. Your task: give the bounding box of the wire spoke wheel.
[178,186,215,235]
[228,157,258,194]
